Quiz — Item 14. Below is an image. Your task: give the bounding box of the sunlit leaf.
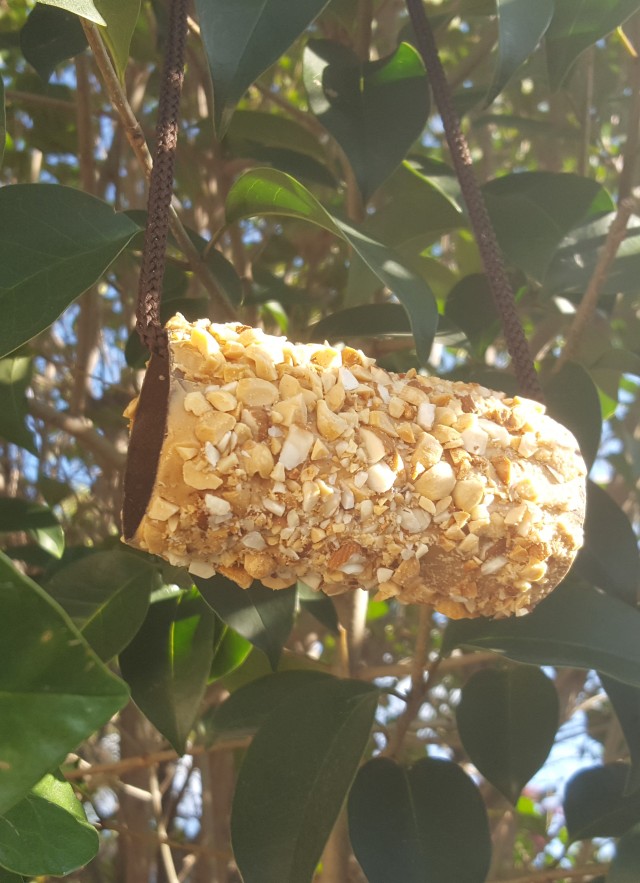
[0,185,139,357]
[119,588,216,752]
[196,574,296,671]
[348,757,491,883]
[231,677,378,883]
[225,168,439,366]
[303,41,429,201]
[0,773,97,876]
[456,666,558,803]
[486,0,554,104]
[195,0,330,134]
[443,579,640,687]
[209,625,252,681]
[0,498,63,559]
[0,551,128,815]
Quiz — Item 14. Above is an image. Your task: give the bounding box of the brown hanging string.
[405,0,544,403]
[135,0,189,360]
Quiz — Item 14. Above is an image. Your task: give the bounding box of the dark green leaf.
[0,497,63,559]
[44,551,157,661]
[225,168,439,366]
[0,772,97,876]
[0,551,128,815]
[196,574,296,671]
[575,481,639,606]
[363,161,464,249]
[119,589,216,751]
[348,757,491,883]
[304,41,429,202]
[204,670,332,742]
[545,213,640,296]
[20,5,87,81]
[456,666,558,803]
[546,0,640,90]
[482,172,613,279]
[298,582,339,634]
[600,675,640,795]
[225,109,330,167]
[564,763,640,840]
[486,0,554,105]
[610,823,640,883]
[443,579,640,687]
[195,0,330,134]
[0,357,36,453]
[0,868,23,882]
[209,625,252,681]
[544,362,602,468]
[310,303,412,340]
[444,274,501,355]
[0,185,139,357]
[231,677,378,883]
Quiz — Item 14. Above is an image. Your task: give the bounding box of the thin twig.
[358,649,499,681]
[97,820,230,860]
[28,399,126,470]
[555,196,640,371]
[82,20,237,322]
[64,737,250,781]
[150,766,181,883]
[383,608,436,758]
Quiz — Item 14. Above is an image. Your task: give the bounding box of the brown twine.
[406,0,544,402]
[135,0,189,359]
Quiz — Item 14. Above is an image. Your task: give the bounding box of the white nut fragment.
[367,462,397,493]
[263,497,286,517]
[184,391,210,416]
[399,509,432,533]
[242,531,267,551]
[204,495,232,517]
[417,402,436,430]
[279,426,315,470]
[206,389,237,411]
[461,426,489,455]
[414,461,456,501]
[339,366,359,390]
[183,461,223,490]
[188,560,216,578]
[480,555,508,576]
[359,427,386,464]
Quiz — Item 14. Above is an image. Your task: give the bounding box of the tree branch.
[81,20,238,323]
[28,399,126,470]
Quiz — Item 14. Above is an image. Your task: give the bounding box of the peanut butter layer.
[123,314,587,619]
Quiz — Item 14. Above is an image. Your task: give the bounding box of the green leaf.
[44,551,157,661]
[546,0,640,90]
[311,303,413,341]
[225,109,330,168]
[20,5,88,81]
[0,868,23,882]
[209,626,252,681]
[348,757,491,883]
[0,184,139,357]
[363,161,464,249]
[0,75,5,167]
[456,666,558,804]
[575,481,639,606]
[0,498,64,559]
[486,0,555,105]
[303,41,429,202]
[0,772,97,876]
[545,213,640,297]
[204,670,333,742]
[544,361,602,468]
[37,1,106,26]
[298,582,340,634]
[195,0,330,134]
[0,357,36,454]
[119,589,216,752]
[195,575,296,671]
[482,172,612,279]
[564,763,640,840]
[0,551,128,815]
[443,579,640,687]
[610,823,640,883]
[445,274,501,355]
[600,676,640,795]
[225,168,439,366]
[231,677,378,883]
